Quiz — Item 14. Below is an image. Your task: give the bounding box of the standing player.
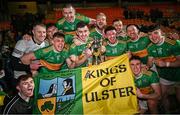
[112,19,128,41]
[11,23,47,78]
[130,56,161,114]
[68,21,93,68]
[126,24,150,64]
[21,32,73,73]
[89,12,107,40]
[56,4,95,35]
[147,26,180,113]
[102,26,127,61]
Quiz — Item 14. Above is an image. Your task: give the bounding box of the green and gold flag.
[33,54,138,114]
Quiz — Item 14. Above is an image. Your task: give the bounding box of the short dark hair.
[129,56,141,62]
[53,32,65,39]
[126,24,139,31]
[148,24,160,32]
[76,21,87,30]
[46,23,56,29]
[16,74,33,86]
[104,26,116,34]
[63,4,74,9]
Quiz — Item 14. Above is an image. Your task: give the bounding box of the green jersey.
[171,40,180,56]
[105,40,127,60]
[34,46,69,73]
[64,34,74,45]
[117,36,130,42]
[147,38,180,81]
[69,43,88,68]
[177,40,180,45]
[69,37,93,68]
[56,13,90,35]
[135,70,159,94]
[127,36,150,64]
[89,28,103,40]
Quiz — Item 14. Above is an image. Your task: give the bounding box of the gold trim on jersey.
[57,18,65,25]
[40,60,62,70]
[165,38,176,45]
[64,31,76,36]
[142,70,153,76]
[155,55,176,62]
[43,46,53,53]
[132,49,148,58]
[76,15,84,20]
[140,86,153,94]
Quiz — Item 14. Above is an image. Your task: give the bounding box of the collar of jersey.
[156,37,165,46]
[32,37,41,45]
[95,27,103,35]
[135,73,143,79]
[107,40,118,46]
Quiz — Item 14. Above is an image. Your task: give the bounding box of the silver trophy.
[88,37,104,65]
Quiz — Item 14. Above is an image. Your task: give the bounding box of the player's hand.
[30,61,42,70]
[73,37,81,46]
[69,55,78,62]
[136,88,144,99]
[84,48,92,58]
[154,60,166,67]
[100,46,106,54]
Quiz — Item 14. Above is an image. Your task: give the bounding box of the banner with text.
[33,54,138,114]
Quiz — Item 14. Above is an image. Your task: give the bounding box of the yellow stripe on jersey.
[132,49,148,57]
[155,55,176,62]
[40,60,62,70]
[142,70,153,77]
[140,86,153,94]
[57,18,65,25]
[64,31,76,36]
[76,15,84,20]
[165,38,176,45]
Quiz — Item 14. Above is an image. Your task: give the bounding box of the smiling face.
[62,6,75,23]
[76,26,90,42]
[96,15,107,29]
[149,29,163,44]
[127,25,139,40]
[47,26,58,40]
[16,77,34,97]
[130,59,142,76]
[106,29,117,44]
[32,25,46,44]
[113,20,123,33]
[52,37,65,52]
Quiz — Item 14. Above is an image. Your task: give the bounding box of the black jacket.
[3,94,33,114]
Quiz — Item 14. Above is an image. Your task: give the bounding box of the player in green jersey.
[21,32,73,73]
[112,19,129,41]
[130,56,161,114]
[147,26,180,113]
[68,21,93,68]
[89,12,107,40]
[102,26,127,61]
[126,24,151,64]
[56,4,95,35]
